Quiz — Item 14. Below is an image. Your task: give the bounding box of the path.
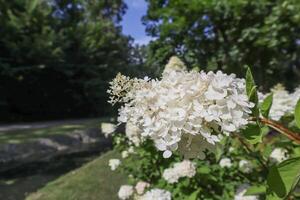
[0,118,98,132]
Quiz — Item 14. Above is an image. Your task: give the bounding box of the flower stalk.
[252,117,300,144]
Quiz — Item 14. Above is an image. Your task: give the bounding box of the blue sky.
[121,0,152,45]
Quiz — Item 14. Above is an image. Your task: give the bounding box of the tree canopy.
[143,0,300,90]
[0,0,134,121]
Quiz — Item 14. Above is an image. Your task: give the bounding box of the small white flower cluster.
[121,146,135,159]
[219,158,233,168]
[269,84,295,121]
[118,185,134,200]
[137,188,172,200]
[101,122,116,137]
[238,160,253,173]
[108,57,254,158]
[107,73,150,105]
[162,160,196,183]
[135,181,150,195]
[108,159,121,171]
[234,184,259,200]
[262,84,300,121]
[269,148,289,163]
[118,182,170,200]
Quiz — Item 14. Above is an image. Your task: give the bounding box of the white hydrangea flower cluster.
[239,160,253,173]
[107,73,150,105]
[101,122,116,137]
[121,146,135,159]
[268,84,295,121]
[108,57,254,158]
[162,160,196,183]
[269,148,289,163]
[219,158,233,168]
[135,181,150,195]
[137,188,172,200]
[118,185,134,200]
[125,122,143,146]
[162,56,187,75]
[234,184,259,200]
[118,183,170,200]
[108,159,121,171]
[292,86,300,106]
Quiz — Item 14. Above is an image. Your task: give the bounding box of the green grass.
[0,119,105,144]
[26,150,127,200]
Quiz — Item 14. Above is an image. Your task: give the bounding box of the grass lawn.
[26,150,127,200]
[0,118,107,144]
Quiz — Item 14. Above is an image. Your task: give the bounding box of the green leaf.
[260,93,273,118]
[27,0,39,13]
[295,99,300,128]
[241,123,262,144]
[267,157,300,199]
[185,189,200,200]
[245,185,266,195]
[246,67,255,97]
[197,166,211,174]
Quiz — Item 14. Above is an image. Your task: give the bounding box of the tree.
[0,0,132,121]
[143,0,300,90]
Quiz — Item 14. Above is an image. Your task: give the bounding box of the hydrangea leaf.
[245,185,266,195]
[267,157,300,199]
[249,86,259,117]
[246,67,255,97]
[260,93,273,118]
[185,189,200,200]
[241,123,262,144]
[295,99,300,128]
[26,0,39,13]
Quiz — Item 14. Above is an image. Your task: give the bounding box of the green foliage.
[267,157,300,199]
[143,0,300,88]
[0,0,138,121]
[245,185,266,196]
[113,132,270,200]
[246,67,259,117]
[241,123,262,144]
[260,93,273,118]
[246,67,256,97]
[295,99,300,128]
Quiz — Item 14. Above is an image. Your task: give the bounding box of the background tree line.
[1,0,300,122]
[0,0,145,122]
[143,0,300,90]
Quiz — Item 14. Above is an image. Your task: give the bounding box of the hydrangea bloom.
[135,181,150,195]
[268,84,295,121]
[101,122,116,137]
[108,159,121,171]
[234,184,259,200]
[219,158,232,168]
[137,188,172,200]
[292,86,300,106]
[269,148,289,163]
[118,185,134,200]
[163,56,187,75]
[239,160,253,173]
[125,122,143,146]
[121,150,129,158]
[162,160,196,183]
[108,58,253,158]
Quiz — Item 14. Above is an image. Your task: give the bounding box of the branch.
[258,117,300,144]
[233,133,268,170]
